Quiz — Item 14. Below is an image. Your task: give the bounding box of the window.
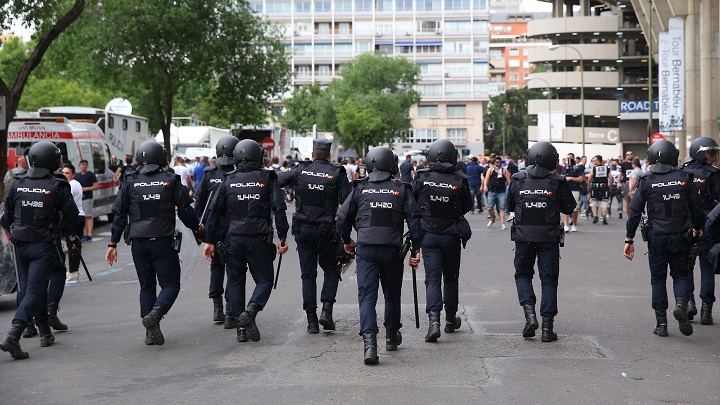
[509,48,519,56]
[473,20,489,33]
[318,65,331,77]
[135,122,141,132]
[473,62,488,76]
[122,119,128,130]
[445,21,471,34]
[444,41,471,55]
[338,22,351,35]
[375,44,393,55]
[396,45,414,54]
[315,1,331,12]
[473,39,489,55]
[397,0,413,11]
[315,44,333,57]
[356,41,373,54]
[445,82,471,98]
[416,83,443,97]
[445,62,471,77]
[294,44,312,56]
[91,142,106,174]
[473,82,489,98]
[419,63,443,76]
[296,65,311,76]
[474,0,488,11]
[108,116,114,129]
[447,129,467,144]
[377,0,392,11]
[335,1,352,11]
[417,21,440,33]
[296,1,311,12]
[418,105,439,118]
[248,2,263,12]
[416,44,442,54]
[266,1,291,13]
[417,0,441,11]
[335,43,353,56]
[447,105,467,117]
[523,60,530,68]
[355,0,373,11]
[317,23,330,35]
[446,0,470,10]
[523,47,530,56]
[410,129,439,143]
[508,59,520,68]
[489,49,503,59]
[296,22,310,34]
[376,23,393,35]
[509,74,519,81]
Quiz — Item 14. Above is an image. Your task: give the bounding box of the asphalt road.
[1,209,719,404]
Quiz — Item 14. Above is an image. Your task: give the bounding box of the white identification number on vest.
[308,184,324,190]
[595,166,607,177]
[662,193,681,201]
[142,194,161,201]
[430,195,449,203]
[370,202,393,208]
[525,202,547,208]
[238,194,261,200]
[21,200,43,208]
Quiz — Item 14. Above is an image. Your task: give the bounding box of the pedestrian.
[506,142,576,342]
[466,156,484,214]
[399,154,414,184]
[194,137,240,328]
[193,156,209,185]
[75,159,98,241]
[683,137,720,324]
[105,141,203,346]
[202,140,289,343]
[0,141,79,359]
[619,151,634,217]
[280,138,351,334]
[3,155,27,191]
[561,153,585,233]
[60,164,85,284]
[586,155,612,225]
[413,140,472,342]
[336,146,421,365]
[623,140,705,338]
[483,156,511,229]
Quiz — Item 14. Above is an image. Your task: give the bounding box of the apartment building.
[251,0,491,157]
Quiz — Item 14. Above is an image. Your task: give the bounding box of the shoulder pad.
[336,165,347,176]
[266,169,278,181]
[549,172,566,181]
[455,170,468,179]
[203,166,218,173]
[299,161,312,167]
[511,171,527,180]
[416,168,430,174]
[352,178,367,188]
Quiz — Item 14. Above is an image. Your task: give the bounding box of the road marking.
[97,267,124,276]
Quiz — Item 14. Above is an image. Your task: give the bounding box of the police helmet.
[136,141,167,166]
[689,137,719,164]
[27,141,62,171]
[365,146,398,174]
[233,139,264,166]
[426,139,458,167]
[647,139,678,165]
[215,135,240,165]
[526,141,559,171]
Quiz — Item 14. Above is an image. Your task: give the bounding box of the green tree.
[483,88,541,158]
[280,82,323,134]
[0,0,86,194]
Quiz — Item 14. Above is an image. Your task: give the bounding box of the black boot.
[425,311,441,342]
[522,304,539,338]
[319,302,336,331]
[444,313,462,333]
[224,303,236,329]
[363,332,379,365]
[212,297,225,323]
[37,322,55,347]
[385,330,402,351]
[142,306,166,346]
[144,329,155,345]
[307,311,320,334]
[653,311,668,337]
[48,302,68,331]
[672,299,693,336]
[22,321,38,338]
[235,321,248,342]
[0,324,29,359]
[687,296,697,320]
[700,302,713,325]
[238,303,261,342]
[541,316,558,342]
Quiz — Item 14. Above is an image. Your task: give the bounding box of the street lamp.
[526,76,552,140]
[549,44,585,156]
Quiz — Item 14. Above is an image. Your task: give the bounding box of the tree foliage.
[483,88,542,158]
[282,53,420,154]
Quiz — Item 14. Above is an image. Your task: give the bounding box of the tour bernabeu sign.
[658,18,685,134]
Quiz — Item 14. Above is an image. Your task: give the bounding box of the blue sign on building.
[620,100,660,114]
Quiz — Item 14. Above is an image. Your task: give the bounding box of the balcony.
[528,16,619,38]
[528,44,619,64]
[527,71,619,89]
[528,99,619,117]
[528,126,620,143]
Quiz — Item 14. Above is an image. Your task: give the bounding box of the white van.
[7,117,118,219]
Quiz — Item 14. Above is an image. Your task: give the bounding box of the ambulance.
[7,117,119,219]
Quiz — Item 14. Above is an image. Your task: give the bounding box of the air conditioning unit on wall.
[375,32,383,37]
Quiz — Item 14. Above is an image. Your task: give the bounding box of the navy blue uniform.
[110,169,199,318]
[205,168,288,318]
[507,171,576,318]
[336,178,421,335]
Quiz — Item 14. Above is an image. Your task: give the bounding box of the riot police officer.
[194,135,240,328]
[683,137,720,324]
[506,142,576,342]
[279,138,351,334]
[203,140,289,343]
[0,141,79,359]
[412,139,472,342]
[105,140,202,346]
[336,146,421,365]
[624,140,705,337]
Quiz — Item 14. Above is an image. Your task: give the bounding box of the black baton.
[412,265,419,329]
[78,253,92,281]
[273,240,285,289]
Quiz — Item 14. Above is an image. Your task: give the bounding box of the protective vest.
[415,170,465,235]
[202,166,232,228]
[355,179,406,247]
[683,164,717,212]
[294,161,343,224]
[127,170,178,239]
[590,166,610,200]
[11,176,63,242]
[225,169,274,237]
[640,169,693,235]
[487,167,506,192]
[512,172,563,243]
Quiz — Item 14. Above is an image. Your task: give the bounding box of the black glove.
[194,226,204,246]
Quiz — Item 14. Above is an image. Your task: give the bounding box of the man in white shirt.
[344,158,358,182]
[173,156,193,191]
[61,164,85,283]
